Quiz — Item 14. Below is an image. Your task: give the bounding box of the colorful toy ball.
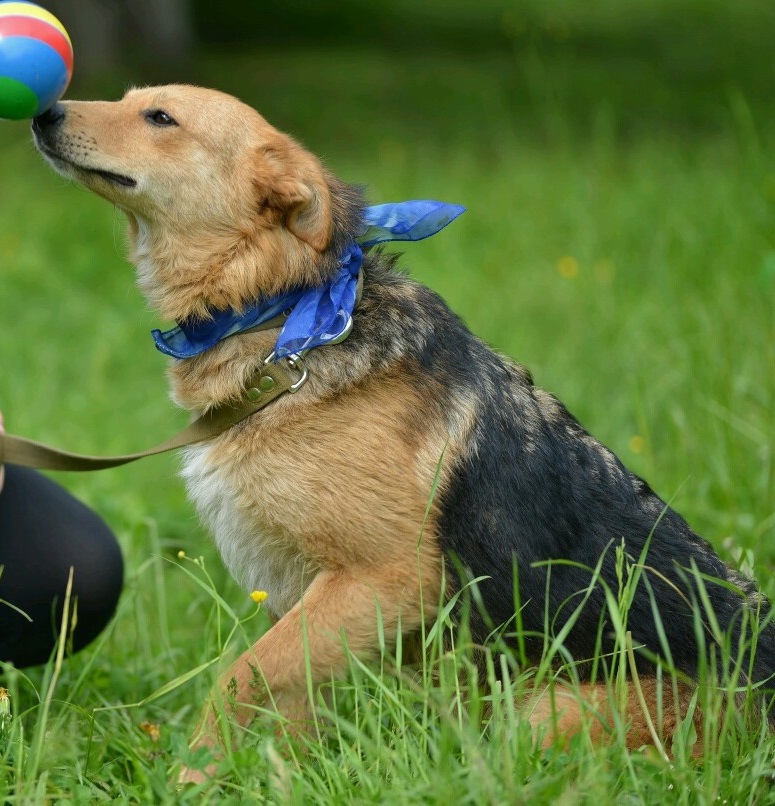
[0,1,73,120]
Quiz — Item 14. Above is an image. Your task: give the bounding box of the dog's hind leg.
[178,561,439,783]
[526,677,702,757]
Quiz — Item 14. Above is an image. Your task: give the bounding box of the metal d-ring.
[264,350,309,393]
[285,353,308,392]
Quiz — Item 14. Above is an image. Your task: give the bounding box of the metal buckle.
[264,351,309,393]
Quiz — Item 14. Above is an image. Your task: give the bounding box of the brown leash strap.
[0,270,362,473]
[0,356,301,472]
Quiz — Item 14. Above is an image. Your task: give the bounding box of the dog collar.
[151,200,465,361]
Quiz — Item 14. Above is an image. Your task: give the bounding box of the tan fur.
[34,84,707,782]
[528,678,702,757]
[175,369,449,782]
[40,86,334,322]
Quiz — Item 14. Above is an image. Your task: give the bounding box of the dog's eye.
[145,109,178,127]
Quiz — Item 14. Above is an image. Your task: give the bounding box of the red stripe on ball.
[0,15,73,75]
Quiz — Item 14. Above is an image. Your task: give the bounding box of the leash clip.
[265,351,309,393]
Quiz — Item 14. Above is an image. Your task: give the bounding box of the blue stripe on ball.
[0,35,69,114]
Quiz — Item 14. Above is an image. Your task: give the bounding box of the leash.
[0,269,365,473]
[0,352,307,471]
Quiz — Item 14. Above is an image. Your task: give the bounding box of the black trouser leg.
[0,466,123,667]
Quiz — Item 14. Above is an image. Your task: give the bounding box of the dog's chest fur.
[180,441,319,618]
[175,372,444,621]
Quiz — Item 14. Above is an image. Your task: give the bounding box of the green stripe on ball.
[0,76,40,120]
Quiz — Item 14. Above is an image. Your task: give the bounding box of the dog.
[31,85,775,780]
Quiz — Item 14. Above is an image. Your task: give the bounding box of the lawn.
[0,4,774,802]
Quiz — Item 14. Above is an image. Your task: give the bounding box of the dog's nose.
[31,104,66,135]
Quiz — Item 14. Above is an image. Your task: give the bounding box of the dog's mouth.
[36,144,137,189]
[87,167,137,188]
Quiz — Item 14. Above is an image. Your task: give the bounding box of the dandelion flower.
[250,590,268,604]
[139,720,161,742]
[557,255,580,279]
[0,687,11,733]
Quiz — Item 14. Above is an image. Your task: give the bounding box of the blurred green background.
[1,0,774,568]
[43,0,775,137]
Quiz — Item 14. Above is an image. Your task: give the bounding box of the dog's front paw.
[177,762,218,787]
[174,735,222,786]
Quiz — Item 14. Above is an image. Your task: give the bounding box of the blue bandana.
[152,200,465,360]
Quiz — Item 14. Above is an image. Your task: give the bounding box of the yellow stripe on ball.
[0,3,71,46]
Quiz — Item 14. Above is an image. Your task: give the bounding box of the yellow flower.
[250,590,268,604]
[139,720,161,742]
[557,255,580,279]
[629,435,646,454]
[177,550,186,559]
[0,687,11,732]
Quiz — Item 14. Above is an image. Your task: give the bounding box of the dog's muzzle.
[31,106,138,189]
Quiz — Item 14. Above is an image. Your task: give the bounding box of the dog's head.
[32,85,362,320]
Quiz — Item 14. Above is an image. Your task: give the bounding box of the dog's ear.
[256,137,333,253]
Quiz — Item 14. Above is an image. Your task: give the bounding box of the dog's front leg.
[178,561,436,783]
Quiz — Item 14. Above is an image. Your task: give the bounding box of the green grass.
[1,16,775,802]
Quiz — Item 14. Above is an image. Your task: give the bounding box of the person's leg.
[0,465,123,667]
